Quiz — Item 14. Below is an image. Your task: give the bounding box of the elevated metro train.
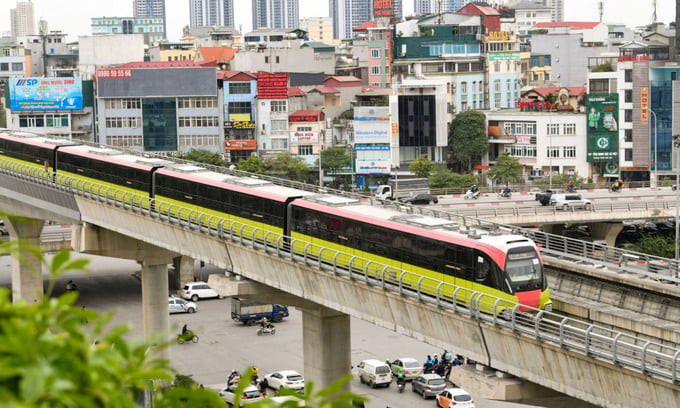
[0,131,552,311]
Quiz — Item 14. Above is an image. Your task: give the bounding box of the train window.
[505,249,541,284]
[475,256,489,282]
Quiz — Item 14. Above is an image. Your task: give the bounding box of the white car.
[180,281,221,301]
[168,297,197,314]
[219,384,264,406]
[436,387,475,408]
[549,193,592,210]
[264,370,305,391]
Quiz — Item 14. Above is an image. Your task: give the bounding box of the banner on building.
[356,159,390,174]
[488,52,520,61]
[224,121,255,129]
[586,93,619,162]
[640,86,649,121]
[257,72,288,99]
[10,77,83,110]
[290,131,319,143]
[373,0,393,17]
[354,107,391,144]
[229,113,251,122]
[224,140,257,150]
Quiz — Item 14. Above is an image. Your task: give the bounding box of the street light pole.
[646,107,658,188]
[674,134,680,261]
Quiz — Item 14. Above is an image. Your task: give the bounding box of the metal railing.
[448,200,675,218]
[0,160,679,384]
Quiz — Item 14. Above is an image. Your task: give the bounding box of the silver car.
[411,373,446,399]
[168,297,197,314]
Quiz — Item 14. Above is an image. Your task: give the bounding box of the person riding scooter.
[395,370,406,392]
[566,182,575,193]
[611,180,622,192]
[500,186,511,198]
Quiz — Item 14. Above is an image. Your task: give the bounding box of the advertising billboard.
[290,131,319,143]
[586,94,619,162]
[354,107,391,144]
[224,140,257,150]
[10,77,83,111]
[257,72,288,99]
[356,159,391,174]
[373,0,393,17]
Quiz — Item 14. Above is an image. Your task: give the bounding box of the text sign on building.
[224,140,257,150]
[257,72,288,99]
[356,159,390,174]
[354,107,391,144]
[488,52,520,61]
[488,32,510,41]
[224,121,255,129]
[95,68,133,78]
[290,131,319,143]
[586,94,619,162]
[373,0,393,17]
[10,77,83,111]
[354,145,390,150]
[640,86,649,121]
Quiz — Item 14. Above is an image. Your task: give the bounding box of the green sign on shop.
[586,94,619,162]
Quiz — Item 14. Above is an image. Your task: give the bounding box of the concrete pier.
[4,217,45,303]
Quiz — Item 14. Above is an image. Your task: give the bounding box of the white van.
[180,281,221,301]
[356,359,392,388]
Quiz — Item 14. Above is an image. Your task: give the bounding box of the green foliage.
[543,93,557,105]
[319,146,351,173]
[448,110,488,172]
[264,153,310,182]
[409,155,435,178]
[0,101,6,128]
[428,168,477,189]
[592,60,614,72]
[242,374,367,408]
[532,172,586,188]
[626,234,675,258]
[182,149,228,167]
[338,109,354,120]
[487,152,523,186]
[236,155,265,174]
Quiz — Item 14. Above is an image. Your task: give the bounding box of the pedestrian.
[258,378,267,395]
[423,355,433,373]
[442,350,453,364]
[433,354,439,365]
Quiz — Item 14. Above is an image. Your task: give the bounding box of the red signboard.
[224,140,257,150]
[473,165,491,170]
[516,100,556,111]
[95,68,133,79]
[289,115,319,122]
[640,86,649,121]
[373,0,393,17]
[257,72,288,99]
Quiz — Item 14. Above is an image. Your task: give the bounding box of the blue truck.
[230,297,289,325]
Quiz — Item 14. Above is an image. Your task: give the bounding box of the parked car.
[411,373,446,399]
[219,384,264,406]
[263,370,305,391]
[389,357,423,380]
[180,281,221,301]
[356,359,392,388]
[436,387,475,408]
[535,189,557,206]
[401,193,438,205]
[168,296,197,314]
[549,193,592,210]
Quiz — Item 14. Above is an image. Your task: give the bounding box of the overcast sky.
[0,0,675,42]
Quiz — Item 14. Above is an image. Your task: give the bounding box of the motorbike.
[397,380,405,393]
[610,184,623,193]
[257,324,276,336]
[177,330,199,344]
[497,190,512,199]
[463,190,480,200]
[65,281,78,291]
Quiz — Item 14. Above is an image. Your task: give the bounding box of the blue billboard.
[10,77,83,111]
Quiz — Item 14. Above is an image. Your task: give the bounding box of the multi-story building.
[78,34,146,80]
[221,70,258,162]
[10,1,35,38]
[148,42,196,62]
[252,0,299,30]
[414,0,436,16]
[95,62,221,152]
[329,0,373,40]
[16,31,74,77]
[255,72,289,156]
[298,17,333,42]
[484,31,522,109]
[189,0,235,29]
[0,44,29,82]
[288,109,326,165]
[183,26,240,48]
[541,0,564,22]
[133,0,166,39]
[90,17,165,46]
[366,27,391,88]
[508,0,552,36]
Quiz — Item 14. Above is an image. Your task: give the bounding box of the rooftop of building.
[533,22,601,29]
[509,0,551,10]
[114,61,206,69]
[326,75,361,83]
[288,87,307,97]
[309,86,340,94]
[522,86,587,97]
[198,46,237,61]
[353,21,378,32]
[217,70,257,80]
[290,110,324,117]
[458,2,500,16]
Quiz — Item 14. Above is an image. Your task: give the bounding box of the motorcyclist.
[395,369,405,388]
[227,370,240,389]
[470,185,479,194]
[181,324,189,335]
[612,180,622,191]
[501,186,511,197]
[260,317,270,330]
[566,182,575,192]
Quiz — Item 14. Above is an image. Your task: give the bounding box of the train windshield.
[505,248,542,287]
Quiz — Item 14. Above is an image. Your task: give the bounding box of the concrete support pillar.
[141,260,170,361]
[301,306,351,390]
[171,255,195,291]
[541,224,563,236]
[588,222,624,247]
[4,217,44,303]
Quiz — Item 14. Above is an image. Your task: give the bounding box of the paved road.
[0,254,594,408]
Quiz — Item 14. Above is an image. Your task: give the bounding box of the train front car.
[0,131,76,177]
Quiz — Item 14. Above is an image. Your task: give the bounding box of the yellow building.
[299,17,335,43]
[149,42,196,62]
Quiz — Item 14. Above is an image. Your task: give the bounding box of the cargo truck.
[374,178,430,201]
[231,297,289,325]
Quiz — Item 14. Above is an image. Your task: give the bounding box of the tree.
[428,168,477,189]
[487,152,523,186]
[409,155,435,178]
[236,155,265,174]
[182,149,227,167]
[264,153,310,182]
[448,110,488,172]
[627,234,675,258]
[319,146,351,176]
[544,92,557,105]
[592,60,614,72]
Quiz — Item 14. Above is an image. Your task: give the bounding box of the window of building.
[228,82,251,94]
[107,135,143,147]
[625,89,632,103]
[563,123,576,135]
[624,69,632,82]
[276,56,280,63]
[371,49,380,58]
[228,101,251,114]
[625,148,633,161]
[494,80,500,92]
[177,116,219,127]
[461,82,467,93]
[1,63,10,71]
[270,138,288,149]
[271,120,288,131]
[563,146,576,157]
[105,98,141,109]
[105,117,141,128]
[506,144,536,157]
[371,66,380,75]
[18,115,45,128]
[589,79,609,93]
[46,114,68,127]
[297,126,312,131]
[11,62,22,71]
[271,101,287,112]
[178,97,218,108]
[461,101,467,111]
[625,109,632,122]
[298,145,313,155]
[178,135,220,147]
[494,62,501,72]
[547,146,560,157]
[624,129,632,142]
[547,123,560,135]
[265,56,269,63]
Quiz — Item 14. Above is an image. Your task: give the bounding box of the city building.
[298,17,333,42]
[0,43,30,82]
[90,17,165,46]
[220,70,258,162]
[483,31,522,109]
[330,0,373,40]
[5,76,95,140]
[366,26,391,88]
[16,31,75,78]
[457,2,501,32]
[196,47,238,70]
[189,0,234,29]
[148,42,197,62]
[255,72,289,156]
[288,110,326,168]
[352,105,391,185]
[10,1,35,38]
[95,62,220,152]
[414,0,437,16]
[77,34,146,80]
[133,0,166,39]
[182,26,240,48]
[252,0,299,30]
[542,0,564,22]
[507,0,552,36]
